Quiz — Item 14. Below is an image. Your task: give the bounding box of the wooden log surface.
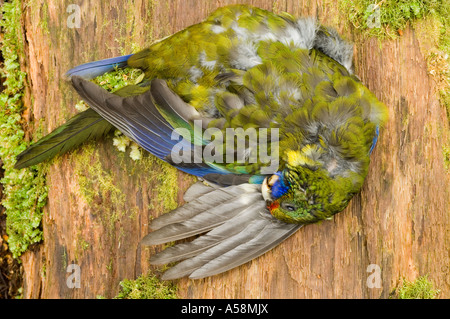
[17,0,449,298]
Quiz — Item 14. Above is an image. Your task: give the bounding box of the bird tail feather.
[14,108,114,169]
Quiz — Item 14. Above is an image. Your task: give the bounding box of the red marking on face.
[267,201,279,214]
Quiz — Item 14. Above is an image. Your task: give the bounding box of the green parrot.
[15,5,388,279]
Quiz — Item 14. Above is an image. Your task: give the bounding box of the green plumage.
[15,4,388,226]
[12,4,391,279]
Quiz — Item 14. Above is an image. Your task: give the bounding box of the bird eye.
[281,202,296,212]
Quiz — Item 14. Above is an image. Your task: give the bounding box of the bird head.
[261,150,356,224]
[262,169,321,224]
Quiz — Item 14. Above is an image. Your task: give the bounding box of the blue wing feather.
[71,76,229,177]
[369,126,379,154]
[65,54,133,80]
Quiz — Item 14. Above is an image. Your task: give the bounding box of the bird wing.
[142,182,302,280]
[70,76,226,177]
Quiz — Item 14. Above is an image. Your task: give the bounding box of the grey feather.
[293,17,319,50]
[190,214,300,279]
[182,181,218,202]
[203,173,253,186]
[71,76,206,162]
[150,79,202,123]
[313,27,354,74]
[142,184,261,242]
[143,183,302,280]
[147,183,261,232]
[149,203,262,265]
[161,209,269,280]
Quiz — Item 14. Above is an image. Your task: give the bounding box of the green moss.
[443,144,450,170]
[156,162,180,212]
[106,259,113,272]
[72,143,127,231]
[40,264,46,279]
[111,2,144,56]
[338,0,450,67]
[137,154,182,213]
[339,0,450,129]
[78,238,90,251]
[0,0,49,258]
[92,67,144,92]
[114,274,178,299]
[61,247,68,271]
[70,20,180,222]
[396,275,440,299]
[339,0,449,38]
[74,238,88,262]
[68,67,153,237]
[441,90,450,125]
[39,1,50,36]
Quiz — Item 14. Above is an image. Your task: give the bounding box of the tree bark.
[17,0,449,298]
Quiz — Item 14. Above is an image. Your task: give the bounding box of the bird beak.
[262,175,279,203]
